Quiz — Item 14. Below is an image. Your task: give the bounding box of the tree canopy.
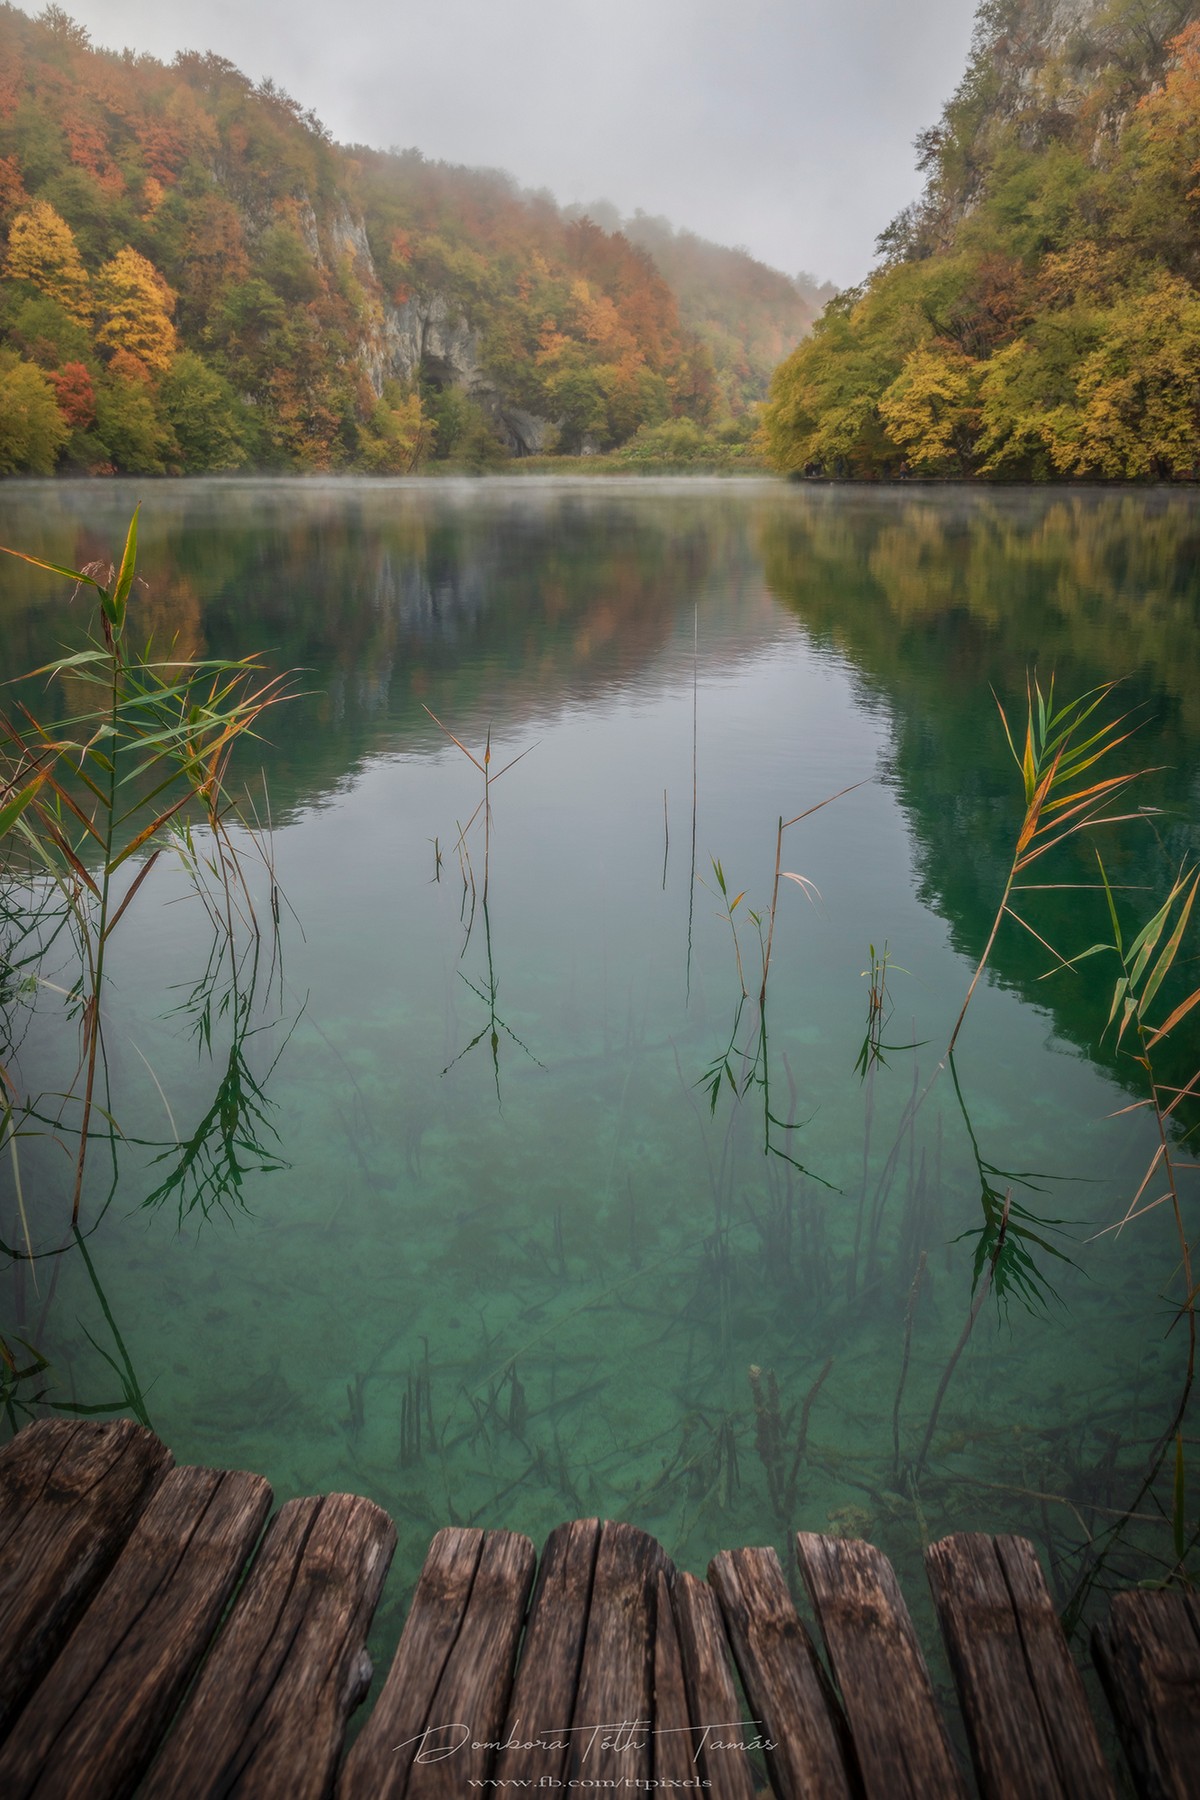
[0,4,813,474]
[762,5,1200,481]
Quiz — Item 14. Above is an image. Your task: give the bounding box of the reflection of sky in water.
[1,478,1195,1673]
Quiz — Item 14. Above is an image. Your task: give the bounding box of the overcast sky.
[23,0,981,286]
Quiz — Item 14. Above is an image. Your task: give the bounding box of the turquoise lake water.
[1,476,1197,1665]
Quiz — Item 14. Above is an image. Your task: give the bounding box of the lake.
[1,476,1197,1661]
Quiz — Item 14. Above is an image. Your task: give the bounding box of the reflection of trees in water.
[0,483,786,821]
[762,490,1200,727]
[760,490,1200,1098]
[1,895,294,1432]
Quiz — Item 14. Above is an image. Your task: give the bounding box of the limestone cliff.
[893,0,1199,254]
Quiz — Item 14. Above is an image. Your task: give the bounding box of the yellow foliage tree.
[878,344,981,473]
[1042,276,1200,478]
[3,200,92,324]
[359,381,430,473]
[94,246,177,373]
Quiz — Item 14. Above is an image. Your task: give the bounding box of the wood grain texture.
[670,1571,757,1800]
[0,1417,172,1738]
[1093,1587,1200,1800]
[141,1491,395,1800]
[708,1545,854,1798]
[925,1533,1115,1800]
[567,1521,670,1783]
[0,1465,271,1799]
[796,1532,965,1799]
[339,1526,536,1800]
[493,1518,602,1783]
[652,1568,696,1783]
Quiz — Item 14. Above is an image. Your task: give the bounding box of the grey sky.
[23,1,980,286]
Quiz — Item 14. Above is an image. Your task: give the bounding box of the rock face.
[921,0,1198,236]
[982,0,1196,124]
[358,291,554,454]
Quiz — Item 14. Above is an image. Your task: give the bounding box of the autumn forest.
[762,1,1200,481]
[1,0,1198,479]
[0,3,823,476]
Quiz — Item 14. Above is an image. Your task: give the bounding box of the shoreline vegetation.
[0,7,817,483]
[2,5,1197,484]
[761,8,1200,483]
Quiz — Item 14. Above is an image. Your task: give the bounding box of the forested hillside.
[762,0,1200,480]
[563,201,830,413]
[0,4,814,475]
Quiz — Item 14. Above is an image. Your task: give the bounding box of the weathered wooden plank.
[0,1465,271,1799]
[671,1571,757,1800]
[339,1525,536,1800]
[493,1518,602,1784]
[795,1531,965,1799]
[337,1526,482,1797]
[567,1520,670,1783]
[0,1417,172,1738]
[652,1568,696,1783]
[925,1533,1115,1800]
[141,1491,394,1800]
[708,1545,855,1798]
[1093,1587,1200,1800]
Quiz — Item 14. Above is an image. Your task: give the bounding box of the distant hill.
[0,4,820,475]
[761,0,1200,480]
[566,201,831,413]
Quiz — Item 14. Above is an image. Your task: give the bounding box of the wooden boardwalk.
[0,1418,1196,1798]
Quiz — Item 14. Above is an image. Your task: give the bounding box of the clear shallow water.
[1,477,1197,1667]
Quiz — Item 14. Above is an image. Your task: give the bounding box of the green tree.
[3,292,92,368]
[159,350,250,470]
[0,350,69,472]
[760,295,901,473]
[93,365,174,473]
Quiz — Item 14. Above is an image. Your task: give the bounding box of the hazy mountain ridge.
[0,3,816,474]
[761,0,1200,480]
[564,200,832,411]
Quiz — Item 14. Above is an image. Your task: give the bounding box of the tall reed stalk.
[0,509,291,1231]
[948,675,1144,1056]
[1090,855,1200,1429]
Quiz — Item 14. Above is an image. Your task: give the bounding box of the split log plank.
[671,1570,757,1800]
[339,1526,536,1800]
[141,1491,394,1800]
[796,1532,965,1799]
[708,1545,855,1798]
[1093,1587,1200,1800]
[493,1518,602,1783]
[652,1568,697,1783]
[0,1465,271,1799]
[0,1417,171,1738]
[925,1533,1115,1800]
[567,1521,670,1782]
[336,1526,482,1796]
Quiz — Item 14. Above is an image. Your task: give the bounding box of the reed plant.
[699,784,863,1181]
[1087,855,1200,1423]
[948,675,1145,1055]
[0,509,291,1237]
[855,675,1146,1313]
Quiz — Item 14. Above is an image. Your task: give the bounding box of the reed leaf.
[949,677,1147,1055]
